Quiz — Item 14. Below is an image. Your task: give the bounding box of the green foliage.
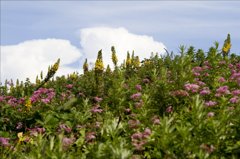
[1,36,240,158]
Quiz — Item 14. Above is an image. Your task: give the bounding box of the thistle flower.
[222,34,231,56]
[111,46,118,66]
[83,58,89,74]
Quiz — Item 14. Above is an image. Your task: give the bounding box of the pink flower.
[143,128,151,137]
[215,86,230,97]
[131,132,143,140]
[0,96,5,102]
[130,93,142,101]
[66,84,73,89]
[91,105,103,113]
[230,96,239,104]
[166,106,173,113]
[93,96,103,103]
[128,120,140,129]
[218,77,226,83]
[151,116,160,125]
[200,87,211,95]
[231,90,240,96]
[16,122,23,130]
[207,112,215,117]
[86,132,96,142]
[0,137,10,147]
[142,78,150,84]
[134,100,143,108]
[171,90,189,97]
[205,101,217,107]
[135,84,142,92]
[184,83,200,93]
[58,124,72,133]
[62,137,75,149]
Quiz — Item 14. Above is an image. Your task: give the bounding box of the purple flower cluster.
[91,105,103,114]
[128,119,141,129]
[130,93,142,101]
[27,127,46,136]
[215,86,230,97]
[93,96,103,103]
[200,87,211,95]
[58,124,72,133]
[131,128,152,150]
[31,88,55,104]
[184,83,200,93]
[62,137,75,149]
[135,84,142,92]
[171,90,189,97]
[205,101,217,107]
[229,96,239,104]
[0,137,10,147]
[85,132,96,143]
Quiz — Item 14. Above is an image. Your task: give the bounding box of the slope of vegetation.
[1,34,240,159]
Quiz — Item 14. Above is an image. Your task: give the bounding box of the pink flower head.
[134,100,143,108]
[93,96,103,103]
[200,87,211,95]
[91,105,103,113]
[62,137,75,149]
[16,122,23,130]
[130,93,142,101]
[207,112,215,118]
[205,101,217,107]
[216,86,230,97]
[135,84,142,92]
[230,96,239,104]
[128,119,140,129]
[131,132,143,140]
[171,90,189,97]
[0,137,10,147]
[58,124,72,133]
[231,89,240,96]
[86,132,96,142]
[218,77,226,83]
[143,128,152,138]
[166,106,173,113]
[151,116,160,125]
[184,83,200,93]
[142,78,150,84]
[66,84,73,89]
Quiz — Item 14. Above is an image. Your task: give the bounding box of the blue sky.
[1,1,240,82]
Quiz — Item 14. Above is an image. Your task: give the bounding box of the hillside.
[1,35,240,158]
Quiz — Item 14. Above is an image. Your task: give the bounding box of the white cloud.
[1,39,81,82]
[1,27,166,83]
[79,27,166,68]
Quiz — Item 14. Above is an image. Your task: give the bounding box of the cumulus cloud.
[1,27,166,83]
[79,27,166,68]
[1,39,81,82]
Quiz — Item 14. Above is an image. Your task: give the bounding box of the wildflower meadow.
[0,34,240,158]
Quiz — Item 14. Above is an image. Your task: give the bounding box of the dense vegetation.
[1,34,240,158]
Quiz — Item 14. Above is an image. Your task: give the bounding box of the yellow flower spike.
[133,56,140,68]
[25,98,32,111]
[222,34,231,56]
[83,59,89,74]
[17,132,24,143]
[95,50,104,72]
[111,46,118,66]
[126,52,131,68]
